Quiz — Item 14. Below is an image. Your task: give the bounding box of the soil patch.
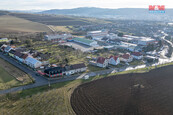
[71,65,173,115]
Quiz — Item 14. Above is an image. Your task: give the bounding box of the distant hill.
[0,10,111,27]
[39,7,173,21]
[0,10,9,16]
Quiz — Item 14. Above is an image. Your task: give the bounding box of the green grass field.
[0,65,21,90]
[0,58,33,90]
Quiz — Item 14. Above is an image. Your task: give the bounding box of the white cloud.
[0,0,172,10]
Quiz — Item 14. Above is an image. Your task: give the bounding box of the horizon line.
[1,6,173,11]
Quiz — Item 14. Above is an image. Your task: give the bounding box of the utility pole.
[48,78,51,88]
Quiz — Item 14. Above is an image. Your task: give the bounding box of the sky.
[0,0,172,10]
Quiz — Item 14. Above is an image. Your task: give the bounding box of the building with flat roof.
[117,42,138,52]
[138,37,157,46]
[44,34,72,41]
[87,30,108,41]
[72,37,97,46]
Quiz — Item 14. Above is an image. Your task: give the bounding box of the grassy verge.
[129,60,144,66]
[0,58,33,90]
[109,62,173,76]
[87,65,106,72]
[0,65,21,90]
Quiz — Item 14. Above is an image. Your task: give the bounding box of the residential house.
[132,52,143,60]
[44,63,87,77]
[120,54,133,62]
[44,67,66,77]
[4,46,13,53]
[0,44,7,51]
[20,54,29,63]
[109,56,120,65]
[118,42,138,52]
[96,57,109,68]
[25,57,42,68]
[66,63,87,75]
[9,49,16,57]
[14,51,23,62]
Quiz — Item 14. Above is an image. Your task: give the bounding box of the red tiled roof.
[71,63,86,70]
[122,54,130,59]
[21,54,28,59]
[1,46,5,50]
[11,46,16,48]
[97,57,106,64]
[132,52,142,56]
[109,55,118,61]
[14,51,23,57]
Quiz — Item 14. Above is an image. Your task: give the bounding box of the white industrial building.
[25,57,42,68]
[117,42,138,52]
[138,37,157,46]
[123,35,141,39]
[107,33,118,40]
[87,30,108,41]
[44,34,72,41]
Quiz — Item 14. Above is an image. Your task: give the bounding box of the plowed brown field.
[71,65,173,115]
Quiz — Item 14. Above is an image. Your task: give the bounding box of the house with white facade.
[132,52,143,60]
[20,54,29,63]
[14,51,24,62]
[96,57,109,68]
[109,56,120,65]
[44,63,87,77]
[65,63,87,75]
[25,57,42,68]
[0,44,7,52]
[120,54,133,62]
[4,46,13,53]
